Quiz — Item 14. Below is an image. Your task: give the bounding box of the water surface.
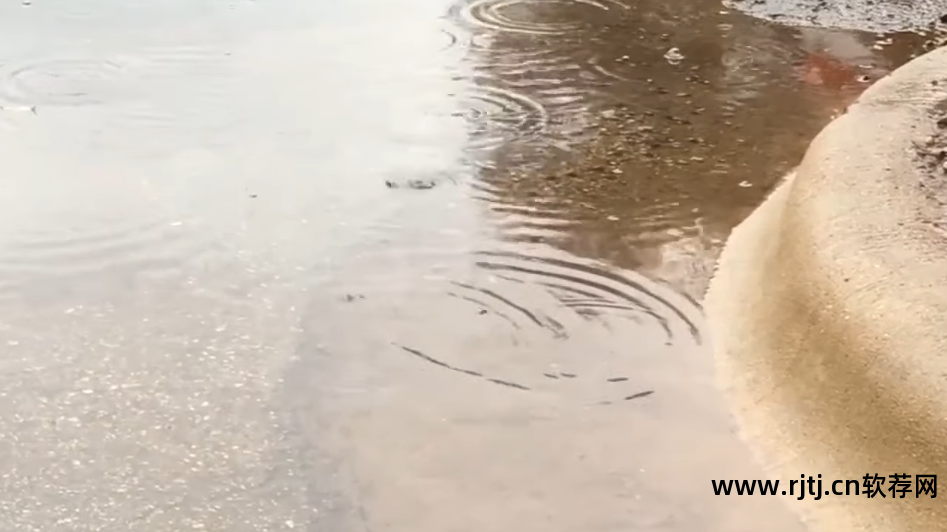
[0,0,933,530]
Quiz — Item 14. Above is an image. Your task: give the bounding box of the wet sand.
[0,0,936,530]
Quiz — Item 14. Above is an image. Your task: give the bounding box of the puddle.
[0,0,938,530]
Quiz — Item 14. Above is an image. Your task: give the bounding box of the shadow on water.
[0,0,939,530]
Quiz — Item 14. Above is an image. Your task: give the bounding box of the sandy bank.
[705,46,947,531]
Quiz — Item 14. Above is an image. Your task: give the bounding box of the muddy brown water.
[0,0,933,531]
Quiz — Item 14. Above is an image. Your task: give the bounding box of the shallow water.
[0,0,933,530]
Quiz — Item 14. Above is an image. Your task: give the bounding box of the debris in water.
[487,378,531,390]
[624,390,655,401]
[664,47,684,65]
[397,344,530,390]
[385,179,438,190]
[738,180,752,187]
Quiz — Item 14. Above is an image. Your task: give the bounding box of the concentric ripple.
[0,227,217,305]
[87,44,238,157]
[0,220,197,272]
[457,85,549,150]
[0,58,134,107]
[471,250,702,344]
[586,54,636,82]
[475,48,582,76]
[449,0,629,36]
[133,42,234,80]
[0,181,220,305]
[380,249,704,405]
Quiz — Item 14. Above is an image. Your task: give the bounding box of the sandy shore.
[706,46,947,532]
